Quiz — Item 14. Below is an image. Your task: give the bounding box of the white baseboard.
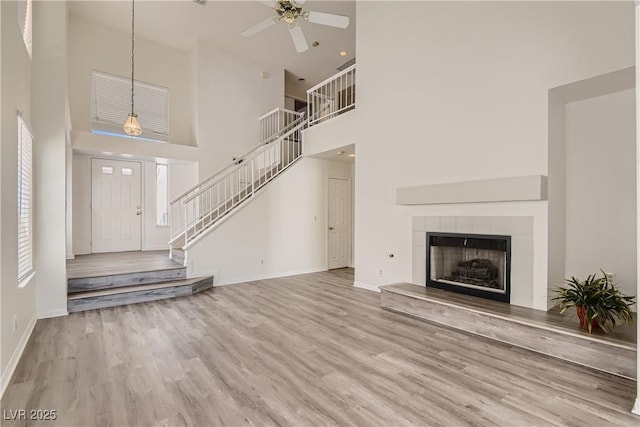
[632,397,640,415]
[354,281,380,293]
[38,309,68,319]
[1,316,37,399]
[142,245,170,252]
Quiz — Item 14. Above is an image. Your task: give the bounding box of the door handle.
[136,210,142,216]
[329,227,335,230]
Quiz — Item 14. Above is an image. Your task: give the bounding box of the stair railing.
[169,109,305,244]
[259,107,304,144]
[170,113,306,247]
[307,64,356,127]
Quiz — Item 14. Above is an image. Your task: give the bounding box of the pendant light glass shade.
[123,113,142,136]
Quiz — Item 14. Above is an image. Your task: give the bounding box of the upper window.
[17,116,34,283]
[91,71,170,142]
[17,0,32,59]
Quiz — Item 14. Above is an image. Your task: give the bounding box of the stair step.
[68,266,187,294]
[67,276,213,313]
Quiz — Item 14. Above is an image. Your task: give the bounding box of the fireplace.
[426,232,511,302]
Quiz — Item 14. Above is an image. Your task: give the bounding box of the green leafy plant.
[551,270,636,333]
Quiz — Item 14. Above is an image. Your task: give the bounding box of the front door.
[91,158,142,253]
[328,177,351,269]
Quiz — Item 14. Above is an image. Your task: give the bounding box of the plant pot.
[576,306,602,332]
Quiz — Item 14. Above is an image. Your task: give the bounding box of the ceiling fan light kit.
[274,0,309,26]
[241,0,350,53]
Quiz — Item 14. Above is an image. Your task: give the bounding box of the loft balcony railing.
[307,64,355,127]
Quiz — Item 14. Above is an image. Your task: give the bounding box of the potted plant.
[552,270,636,333]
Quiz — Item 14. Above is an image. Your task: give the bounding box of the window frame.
[90,71,170,142]
[156,164,169,227]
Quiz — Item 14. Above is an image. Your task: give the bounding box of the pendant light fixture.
[123,0,142,136]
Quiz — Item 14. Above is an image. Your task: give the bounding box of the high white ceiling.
[68,0,356,97]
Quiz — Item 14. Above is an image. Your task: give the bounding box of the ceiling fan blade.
[241,18,277,37]
[289,25,308,53]
[307,11,349,29]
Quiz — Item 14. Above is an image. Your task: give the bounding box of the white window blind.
[17,0,32,59]
[91,71,169,141]
[17,116,33,282]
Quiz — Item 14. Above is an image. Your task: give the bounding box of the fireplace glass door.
[427,233,510,302]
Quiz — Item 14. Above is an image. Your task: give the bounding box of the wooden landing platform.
[67,250,182,279]
[380,283,636,379]
[66,250,212,313]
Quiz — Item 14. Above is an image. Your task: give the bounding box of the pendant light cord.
[130,0,135,116]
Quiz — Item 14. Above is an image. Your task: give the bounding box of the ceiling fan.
[241,0,350,53]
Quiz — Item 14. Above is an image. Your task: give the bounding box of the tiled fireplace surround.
[412,216,535,308]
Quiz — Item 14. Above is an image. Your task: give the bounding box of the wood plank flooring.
[67,250,182,279]
[2,269,639,426]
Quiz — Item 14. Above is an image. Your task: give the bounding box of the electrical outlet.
[605,272,616,283]
[379,269,383,276]
[13,314,18,332]
[261,259,264,265]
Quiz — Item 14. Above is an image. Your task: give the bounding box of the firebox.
[426,232,511,303]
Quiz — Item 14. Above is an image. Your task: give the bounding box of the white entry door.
[328,177,351,269]
[91,158,142,253]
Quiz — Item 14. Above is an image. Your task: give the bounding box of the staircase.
[168,109,306,262]
[168,65,357,266]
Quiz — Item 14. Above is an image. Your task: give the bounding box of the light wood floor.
[67,250,182,279]
[2,269,638,426]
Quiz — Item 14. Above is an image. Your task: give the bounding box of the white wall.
[67,15,194,146]
[32,0,68,319]
[187,158,352,284]
[303,110,357,157]
[194,41,284,179]
[354,1,635,307]
[565,89,636,298]
[547,92,567,306]
[635,2,640,415]
[72,154,198,254]
[0,0,37,395]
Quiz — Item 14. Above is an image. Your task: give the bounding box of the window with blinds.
[17,116,33,283]
[91,71,170,142]
[18,0,32,59]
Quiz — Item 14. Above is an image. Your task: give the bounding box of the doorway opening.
[328,176,352,270]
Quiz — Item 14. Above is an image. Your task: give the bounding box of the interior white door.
[328,177,351,269]
[91,158,142,253]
